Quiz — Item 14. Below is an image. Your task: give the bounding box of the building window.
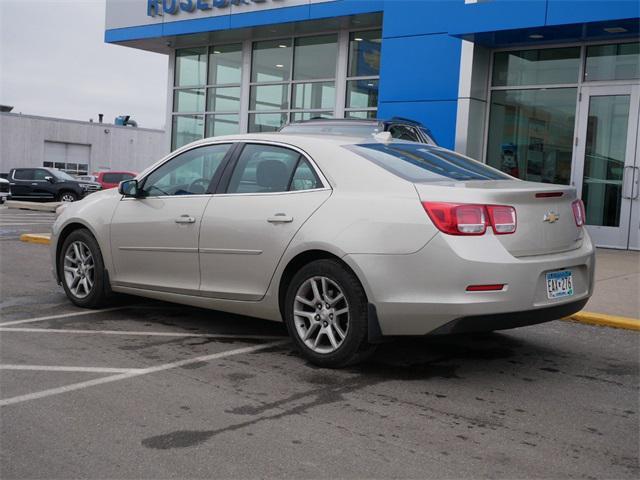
[345,30,381,119]
[486,88,577,185]
[172,44,242,149]
[248,34,338,133]
[492,47,580,87]
[486,46,582,184]
[584,42,640,82]
[171,26,382,147]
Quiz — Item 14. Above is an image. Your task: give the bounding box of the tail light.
[572,199,586,227]
[486,205,517,234]
[422,202,516,236]
[422,202,487,235]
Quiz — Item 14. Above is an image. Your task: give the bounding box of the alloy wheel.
[61,193,76,202]
[63,241,95,299]
[293,276,350,354]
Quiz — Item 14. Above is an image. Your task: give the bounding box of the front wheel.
[58,229,109,308]
[284,259,375,368]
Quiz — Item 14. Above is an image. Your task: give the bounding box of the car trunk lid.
[414,180,583,257]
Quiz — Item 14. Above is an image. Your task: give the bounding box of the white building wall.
[0,113,168,174]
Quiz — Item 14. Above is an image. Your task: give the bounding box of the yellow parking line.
[565,311,640,331]
[19,233,51,245]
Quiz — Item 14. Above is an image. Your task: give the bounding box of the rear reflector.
[422,202,516,236]
[535,192,564,198]
[572,199,586,226]
[466,284,505,292]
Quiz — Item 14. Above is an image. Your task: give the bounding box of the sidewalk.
[585,248,640,319]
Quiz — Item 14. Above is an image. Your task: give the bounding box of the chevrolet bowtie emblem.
[543,212,560,223]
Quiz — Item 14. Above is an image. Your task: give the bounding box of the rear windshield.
[280,123,380,137]
[345,143,512,182]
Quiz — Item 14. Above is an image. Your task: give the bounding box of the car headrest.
[256,160,288,190]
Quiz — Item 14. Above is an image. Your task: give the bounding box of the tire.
[58,229,109,308]
[284,259,376,368]
[58,191,78,202]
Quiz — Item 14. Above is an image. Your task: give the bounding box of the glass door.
[572,84,640,249]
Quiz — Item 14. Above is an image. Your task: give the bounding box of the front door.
[109,143,232,293]
[573,84,640,249]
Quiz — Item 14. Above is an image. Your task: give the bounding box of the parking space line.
[0,223,53,226]
[0,339,288,407]
[0,364,142,374]
[0,307,130,327]
[0,327,288,340]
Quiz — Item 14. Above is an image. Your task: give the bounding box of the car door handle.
[175,215,196,224]
[267,213,293,223]
[31,183,38,186]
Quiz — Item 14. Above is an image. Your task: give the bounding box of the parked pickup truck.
[0,177,11,204]
[8,167,101,202]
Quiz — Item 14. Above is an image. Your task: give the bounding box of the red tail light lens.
[486,205,517,234]
[422,202,517,236]
[572,199,586,226]
[422,202,487,235]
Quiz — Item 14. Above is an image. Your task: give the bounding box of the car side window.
[389,125,419,142]
[33,169,50,181]
[227,144,300,194]
[14,169,34,181]
[290,159,322,191]
[142,144,231,196]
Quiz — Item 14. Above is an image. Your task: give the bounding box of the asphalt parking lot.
[1,206,638,479]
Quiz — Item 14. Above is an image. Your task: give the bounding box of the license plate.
[546,270,574,299]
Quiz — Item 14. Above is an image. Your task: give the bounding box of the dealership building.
[104,0,639,249]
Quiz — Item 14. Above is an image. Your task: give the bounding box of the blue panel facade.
[104,0,640,152]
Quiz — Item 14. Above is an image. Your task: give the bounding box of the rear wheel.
[58,191,77,202]
[58,229,109,308]
[284,259,375,368]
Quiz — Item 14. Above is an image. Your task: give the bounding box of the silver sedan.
[51,133,595,367]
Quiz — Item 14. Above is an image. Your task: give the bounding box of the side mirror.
[119,179,140,197]
[44,176,55,183]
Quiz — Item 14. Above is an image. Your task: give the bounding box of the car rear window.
[345,143,512,182]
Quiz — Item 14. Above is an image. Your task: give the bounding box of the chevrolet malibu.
[51,134,595,367]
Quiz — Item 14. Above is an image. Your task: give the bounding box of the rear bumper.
[345,231,595,336]
[428,298,588,335]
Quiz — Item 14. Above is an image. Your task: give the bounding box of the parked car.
[0,177,11,203]
[8,167,101,202]
[75,174,99,183]
[97,171,137,190]
[279,117,438,144]
[51,134,594,367]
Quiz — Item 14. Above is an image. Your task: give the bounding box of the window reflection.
[486,88,577,184]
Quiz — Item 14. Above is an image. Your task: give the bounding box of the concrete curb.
[7,201,61,212]
[566,312,640,331]
[19,233,51,245]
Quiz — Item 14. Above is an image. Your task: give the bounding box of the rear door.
[9,169,34,197]
[199,142,331,300]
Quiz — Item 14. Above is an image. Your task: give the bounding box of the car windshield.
[52,170,77,181]
[345,143,512,182]
[280,123,380,137]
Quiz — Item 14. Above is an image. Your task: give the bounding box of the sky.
[0,0,168,130]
